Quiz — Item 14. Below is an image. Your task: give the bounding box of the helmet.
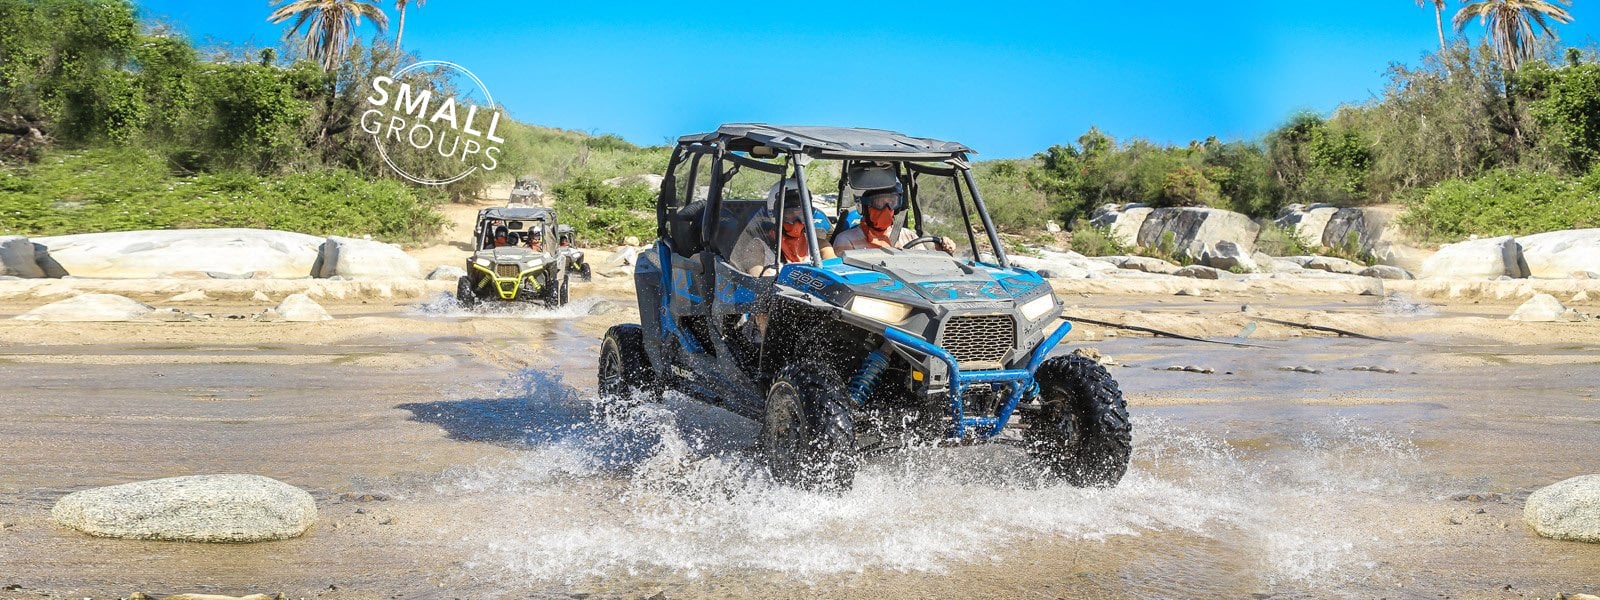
[847,163,904,212]
[766,178,807,214]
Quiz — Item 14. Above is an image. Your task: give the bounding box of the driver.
[491,225,510,248]
[834,186,955,254]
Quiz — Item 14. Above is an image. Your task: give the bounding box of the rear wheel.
[597,324,659,416]
[455,276,479,308]
[762,362,858,491]
[1024,354,1132,487]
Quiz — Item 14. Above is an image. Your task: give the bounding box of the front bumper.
[470,264,544,300]
[883,320,1073,439]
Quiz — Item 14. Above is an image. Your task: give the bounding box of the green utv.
[456,206,590,309]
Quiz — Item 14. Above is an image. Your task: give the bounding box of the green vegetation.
[0,148,444,241]
[1401,166,1600,240]
[549,176,655,245]
[1,0,1595,249]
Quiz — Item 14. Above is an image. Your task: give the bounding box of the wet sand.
[1,286,1599,599]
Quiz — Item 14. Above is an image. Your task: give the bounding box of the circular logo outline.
[372,60,499,186]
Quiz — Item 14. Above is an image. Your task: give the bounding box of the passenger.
[527,230,544,252]
[746,181,835,277]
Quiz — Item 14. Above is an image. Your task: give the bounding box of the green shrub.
[1254,223,1314,257]
[0,148,445,242]
[1066,219,1127,256]
[1401,168,1600,241]
[551,176,656,245]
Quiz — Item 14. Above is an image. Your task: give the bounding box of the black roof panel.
[679,124,973,159]
[481,207,554,221]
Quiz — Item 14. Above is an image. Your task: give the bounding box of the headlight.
[1019,294,1058,321]
[474,258,490,267]
[848,296,913,323]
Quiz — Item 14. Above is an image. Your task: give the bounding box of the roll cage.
[656,124,1012,272]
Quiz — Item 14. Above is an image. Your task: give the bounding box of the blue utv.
[597,124,1131,491]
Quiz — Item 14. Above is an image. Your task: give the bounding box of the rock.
[1574,291,1591,303]
[1358,265,1414,280]
[49,474,316,543]
[1301,256,1366,275]
[610,246,640,267]
[1174,265,1224,280]
[0,236,45,278]
[587,300,621,315]
[1275,206,1340,247]
[1106,207,1154,248]
[1280,366,1322,374]
[206,271,256,280]
[252,291,272,303]
[624,236,642,247]
[167,290,210,303]
[1199,240,1257,272]
[1320,208,1390,250]
[273,294,332,322]
[603,173,665,190]
[1136,207,1259,262]
[1509,294,1581,322]
[1010,250,1114,278]
[1419,236,1527,279]
[148,308,201,323]
[1101,255,1181,275]
[1045,220,1062,234]
[1524,474,1600,543]
[15,294,154,322]
[314,237,422,279]
[31,229,324,279]
[426,266,468,281]
[1516,229,1600,279]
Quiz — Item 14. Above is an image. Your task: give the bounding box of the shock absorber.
[848,345,891,406]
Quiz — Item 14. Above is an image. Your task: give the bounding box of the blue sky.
[137,1,1599,158]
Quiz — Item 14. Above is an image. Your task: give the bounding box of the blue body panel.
[884,320,1073,439]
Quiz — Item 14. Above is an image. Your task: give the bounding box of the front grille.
[494,264,521,278]
[937,314,1015,369]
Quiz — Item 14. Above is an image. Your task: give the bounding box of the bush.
[1066,219,1127,256]
[1400,168,1600,241]
[551,176,655,245]
[0,148,446,242]
[1254,223,1314,257]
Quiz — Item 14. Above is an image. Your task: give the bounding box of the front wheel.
[455,276,479,308]
[544,270,568,309]
[1023,354,1132,487]
[597,324,659,416]
[762,362,858,491]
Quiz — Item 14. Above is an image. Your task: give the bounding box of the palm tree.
[395,0,426,49]
[1452,0,1574,72]
[1417,0,1449,52]
[268,0,390,70]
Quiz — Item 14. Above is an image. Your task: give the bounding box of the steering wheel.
[902,236,943,250]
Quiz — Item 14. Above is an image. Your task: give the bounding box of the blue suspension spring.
[848,349,890,406]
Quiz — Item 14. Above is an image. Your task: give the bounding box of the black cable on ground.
[1060,315,1276,349]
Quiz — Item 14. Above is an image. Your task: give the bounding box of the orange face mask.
[780,221,809,262]
[864,206,895,247]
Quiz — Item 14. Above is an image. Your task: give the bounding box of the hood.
[474,247,546,262]
[841,250,1048,304]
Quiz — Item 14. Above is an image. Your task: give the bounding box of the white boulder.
[1524,475,1600,543]
[426,266,468,281]
[1359,265,1414,280]
[603,173,665,190]
[1419,236,1527,279]
[273,293,332,322]
[1136,208,1260,262]
[15,294,154,322]
[1102,255,1181,275]
[1275,205,1340,247]
[1509,293,1584,322]
[167,290,210,303]
[1302,256,1367,275]
[1199,240,1257,272]
[31,229,324,279]
[314,236,422,279]
[50,474,316,543]
[1516,229,1600,279]
[0,236,45,278]
[1174,265,1224,280]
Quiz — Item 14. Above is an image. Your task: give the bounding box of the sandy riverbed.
[0,275,1597,599]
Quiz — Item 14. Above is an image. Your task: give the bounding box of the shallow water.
[3,319,1598,598]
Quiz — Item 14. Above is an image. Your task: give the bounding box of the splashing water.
[1381,292,1437,317]
[410,292,619,320]
[413,368,1425,593]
